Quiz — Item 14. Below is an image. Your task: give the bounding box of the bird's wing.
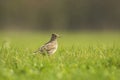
[43,42,56,51]
[35,41,57,54]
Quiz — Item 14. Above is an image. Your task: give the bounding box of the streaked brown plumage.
[34,33,59,55]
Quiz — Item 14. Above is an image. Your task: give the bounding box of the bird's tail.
[33,49,40,55]
[34,50,38,53]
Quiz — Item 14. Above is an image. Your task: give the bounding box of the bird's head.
[51,33,60,40]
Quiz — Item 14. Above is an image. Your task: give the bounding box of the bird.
[34,33,59,55]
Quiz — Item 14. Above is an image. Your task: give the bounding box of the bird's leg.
[42,50,48,56]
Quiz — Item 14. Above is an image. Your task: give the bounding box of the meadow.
[0,32,120,80]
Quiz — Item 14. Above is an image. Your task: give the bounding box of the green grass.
[0,32,120,80]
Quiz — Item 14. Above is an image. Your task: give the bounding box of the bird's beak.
[57,35,60,38]
[55,34,60,38]
[58,36,60,38]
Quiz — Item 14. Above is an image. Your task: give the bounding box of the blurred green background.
[0,0,120,31]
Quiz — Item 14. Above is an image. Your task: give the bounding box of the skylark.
[34,33,59,55]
